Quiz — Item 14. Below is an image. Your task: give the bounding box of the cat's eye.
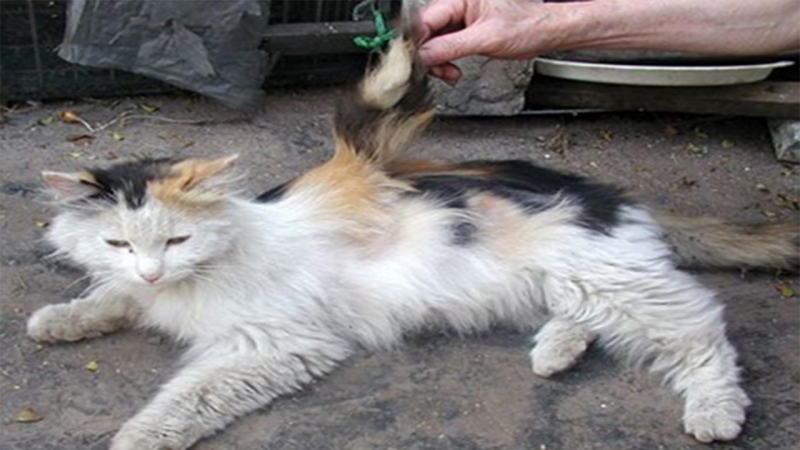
[105,239,130,248]
[166,235,191,246]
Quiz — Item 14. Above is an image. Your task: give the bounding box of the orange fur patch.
[388,160,495,181]
[149,156,235,210]
[468,194,528,258]
[469,193,578,260]
[291,139,412,237]
[75,170,98,185]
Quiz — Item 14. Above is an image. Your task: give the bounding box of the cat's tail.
[655,212,799,270]
[334,6,433,167]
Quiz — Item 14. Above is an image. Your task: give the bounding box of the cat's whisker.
[59,273,95,295]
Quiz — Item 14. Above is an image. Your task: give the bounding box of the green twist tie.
[354,9,397,51]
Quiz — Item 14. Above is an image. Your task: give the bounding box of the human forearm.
[419,0,800,84]
[561,0,800,56]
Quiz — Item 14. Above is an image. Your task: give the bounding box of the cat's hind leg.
[581,270,749,443]
[531,317,595,377]
[27,289,137,342]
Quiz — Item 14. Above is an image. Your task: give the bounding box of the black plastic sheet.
[58,0,271,108]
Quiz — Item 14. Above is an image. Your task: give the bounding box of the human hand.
[418,0,562,85]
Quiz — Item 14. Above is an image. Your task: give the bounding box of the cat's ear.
[170,155,239,193]
[41,171,101,201]
[150,155,239,207]
[173,155,238,189]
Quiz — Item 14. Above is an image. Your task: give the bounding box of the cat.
[27,17,798,450]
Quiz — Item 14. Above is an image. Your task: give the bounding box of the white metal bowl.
[534,58,794,87]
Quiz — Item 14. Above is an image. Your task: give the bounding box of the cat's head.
[42,156,239,287]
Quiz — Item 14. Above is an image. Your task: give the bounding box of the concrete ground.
[1,88,798,450]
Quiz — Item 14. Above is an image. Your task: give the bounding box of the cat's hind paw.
[531,337,587,377]
[27,304,100,343]
[530,319,592,378]
[683,395,749,443]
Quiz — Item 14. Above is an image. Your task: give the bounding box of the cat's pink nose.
[141,273,163,284]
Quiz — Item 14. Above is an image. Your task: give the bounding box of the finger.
[418,25,487,67]
[429,63,462,85]
[419,0,467,42]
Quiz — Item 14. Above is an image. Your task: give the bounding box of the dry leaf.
[140,104,159,114]
[755,184,770,193]
[111,131,124,142]
[66,134,94,147]
[59,110,82,124]
[774,282,794,298]
[721,140,734,149]
[775,193,799,210]
[662,125,679,137]
[14,407,43,423]
[37,115,55,126]
[68,151,84,159]
[34,220,49,229]
[684,143,702,153]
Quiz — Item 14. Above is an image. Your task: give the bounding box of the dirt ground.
[1,87,798,450]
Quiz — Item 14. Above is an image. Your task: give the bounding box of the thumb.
[418,26,489,67]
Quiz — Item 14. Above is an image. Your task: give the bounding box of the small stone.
[14,407,43,423]
[768,119,800,163]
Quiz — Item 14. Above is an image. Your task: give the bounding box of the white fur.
[361,38,414,110]
[28,189,750,449]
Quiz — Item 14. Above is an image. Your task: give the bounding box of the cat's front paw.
[27,303,100,343]
[110,421,184,450]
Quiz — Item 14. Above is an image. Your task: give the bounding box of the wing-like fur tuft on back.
[334,6,433,166]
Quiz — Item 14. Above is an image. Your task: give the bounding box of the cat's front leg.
[27,289,138,343]
[110,340,349,450]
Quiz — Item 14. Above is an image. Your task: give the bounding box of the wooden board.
[526,78,800,118]
[263,22,375,55]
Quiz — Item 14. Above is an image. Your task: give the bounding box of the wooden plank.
[262,22,375,55]
[526,78,800,118]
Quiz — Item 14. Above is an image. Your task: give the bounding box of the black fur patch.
[450,219,478,246]
[407,160,628,234]
[84,158,175,209]
[255,181,290,203]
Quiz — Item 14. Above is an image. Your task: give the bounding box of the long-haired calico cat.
[28,14,797,450]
